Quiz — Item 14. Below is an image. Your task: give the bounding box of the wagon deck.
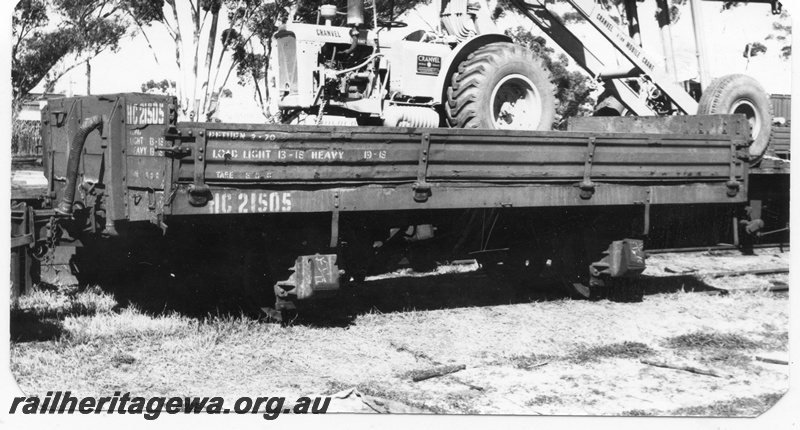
[42,93,751,226]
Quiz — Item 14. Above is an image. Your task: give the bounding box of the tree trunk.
[86,61,91,95]
[263,40,273,121]
[190,4,202,120]
[200,10,220,121]
[167,1,187,118]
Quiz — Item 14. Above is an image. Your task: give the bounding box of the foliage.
[12,112,42,157]
[220,0,291,121]
[734,5,792,61]
[720,1,743,11]
[121,1,223,119]
[743,41,767,57]
[769,12,792,60]
[12,0,137,101]
[505,26,595,129]
[140,78,177,94]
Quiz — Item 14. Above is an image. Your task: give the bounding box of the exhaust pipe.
[347,0,364,26]
[56,115,103,215]
[344,0,364,55]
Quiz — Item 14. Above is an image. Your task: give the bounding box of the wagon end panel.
[43,94,176,234]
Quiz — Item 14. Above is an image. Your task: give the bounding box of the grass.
[9,273,789,416]
[12,285,116,318]
[760,331,789,350]
[498,341,654,368]
[620,392,784,417]
[663,331,761,350]
[326,381,450,414]
[508,353,554,370]
[622,409,655,416]
[706,350,752,367]
[526,395,563,406]
[567,341,655,363]
[670,392,784,417]
[10,285,118,342]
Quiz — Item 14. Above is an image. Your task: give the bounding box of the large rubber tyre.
[446,42,556,130]
[698,74,773,163]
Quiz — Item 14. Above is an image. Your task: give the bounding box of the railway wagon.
[12,93,758,317]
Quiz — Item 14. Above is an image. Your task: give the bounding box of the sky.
[15,0,797,119]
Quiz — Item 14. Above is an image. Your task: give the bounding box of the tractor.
[275,0,557,130]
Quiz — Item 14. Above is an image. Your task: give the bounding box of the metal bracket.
[330,191,340,248]
[634,187,652,235]
[726,142,741,197]
[147,189,156,211]
[413,133,432,202]
[188,129,211,206]
[154,145,191,158]
[160,127,192,196]
[10,202,34,248]
[577,136,597,199]
[50,110,67,127]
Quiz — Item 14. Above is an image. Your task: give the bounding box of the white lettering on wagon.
[209,148,275,160]
[309,150,344,160]
[207,131,278,141]
[127,103,165,125]
[208,148,354,161]
[362,150,387,159]
[277,150,305,160]
[208,191,292,214]
[128,130,165,156]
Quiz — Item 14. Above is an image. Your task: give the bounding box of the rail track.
[641,245,790,298]
[647,243,789,254]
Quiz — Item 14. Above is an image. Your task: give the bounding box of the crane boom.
[510,0,700,115]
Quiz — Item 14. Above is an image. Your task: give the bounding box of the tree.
[722,2,791,61]
[220,0,291,121]
[505,26,595,128]
[743,41,768,57]
[720,1,743,10]
[128,0,233,120]
[141,78,177,94]
[767,10,791,60]
[12,0,141,101]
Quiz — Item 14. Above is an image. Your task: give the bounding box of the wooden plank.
[410,364,466,382]
[641,358,731,378]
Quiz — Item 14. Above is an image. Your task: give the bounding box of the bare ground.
[10,249,790,416]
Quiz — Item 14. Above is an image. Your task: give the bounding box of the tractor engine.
[275,1,452,127]
[275,23,381,112]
